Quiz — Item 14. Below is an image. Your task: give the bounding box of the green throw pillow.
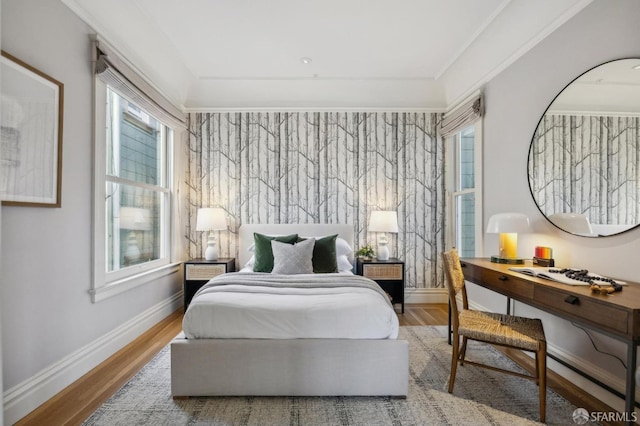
[298,234,338,273]
[253,233,299,272]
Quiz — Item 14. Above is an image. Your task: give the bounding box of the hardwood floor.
[397,303,448,326]
[16,304,614,425]
[16,310,183,426]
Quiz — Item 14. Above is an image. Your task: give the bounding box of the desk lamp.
[486,213,530,264]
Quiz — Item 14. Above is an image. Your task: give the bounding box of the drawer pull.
[565,295,579,305]
[498,275,508,281]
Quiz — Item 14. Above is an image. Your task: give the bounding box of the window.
[91,37,184,302]
[105,88,170,272]
[446,121,483,258]
[92,83,175,301]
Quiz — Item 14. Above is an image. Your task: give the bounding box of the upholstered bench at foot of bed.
[171,333,409,397]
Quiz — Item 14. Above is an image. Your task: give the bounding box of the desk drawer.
[460,261,482,282]
[462,264,533,300]
[534,286,628,334]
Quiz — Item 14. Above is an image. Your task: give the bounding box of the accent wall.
[185,112,445,289]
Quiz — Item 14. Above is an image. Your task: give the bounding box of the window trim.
[91,78,177,303]
[445,120,484,256]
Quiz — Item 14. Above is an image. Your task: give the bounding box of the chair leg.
[537,344,547,423]
[449,332,460,393]
[459,336,468,365]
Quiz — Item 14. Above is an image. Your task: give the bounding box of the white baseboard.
[545,343,638,414]
[3,292,183,425]
[405,288,448,304]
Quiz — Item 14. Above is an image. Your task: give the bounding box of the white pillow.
[335,237,353,257]
[243,255,255,269]
[271,238,315,274]
[337,255,353,272]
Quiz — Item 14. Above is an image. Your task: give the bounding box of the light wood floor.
[17,304,615,426]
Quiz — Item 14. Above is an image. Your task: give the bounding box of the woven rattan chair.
[442,249,547,423]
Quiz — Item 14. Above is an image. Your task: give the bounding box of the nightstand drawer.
[185,263,227,280]
[362,264,403,280]
[184,258,235,312]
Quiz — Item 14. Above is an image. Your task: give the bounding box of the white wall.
[478,0,640,411]
[0,0,182,423]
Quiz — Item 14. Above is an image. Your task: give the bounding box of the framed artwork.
[1,50,64,207]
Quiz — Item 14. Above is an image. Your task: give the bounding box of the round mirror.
[528,58,640,237]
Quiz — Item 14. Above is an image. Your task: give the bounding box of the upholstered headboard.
[237,224,354,268]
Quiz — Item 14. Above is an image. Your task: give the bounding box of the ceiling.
[61,0,592,111]
[548,58,640,115]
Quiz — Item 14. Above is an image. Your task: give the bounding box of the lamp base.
[376,233,391,261]
[204,233,218,261]
[491,255,525,264]
[376,244,390,261]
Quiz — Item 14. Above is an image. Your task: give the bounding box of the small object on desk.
[534,246,553,259]
[548,268,624,290]
[533,246,554,267]
[590,284,616,295]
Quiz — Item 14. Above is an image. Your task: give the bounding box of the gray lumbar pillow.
[271,238,315,274]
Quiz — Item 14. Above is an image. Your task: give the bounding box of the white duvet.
[182,272,399,339]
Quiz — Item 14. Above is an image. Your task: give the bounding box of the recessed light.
[633,64,640,70]
[300,57,312,64]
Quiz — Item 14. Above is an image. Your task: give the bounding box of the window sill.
[90,262,181,303]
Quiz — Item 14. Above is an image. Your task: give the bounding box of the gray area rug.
[84,326,594,425]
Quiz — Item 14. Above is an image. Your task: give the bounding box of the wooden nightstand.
[356,258,405,313]
[183,258,235,311]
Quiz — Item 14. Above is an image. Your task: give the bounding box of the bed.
[171,224,409,397]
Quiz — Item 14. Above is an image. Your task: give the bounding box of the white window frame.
[91,78,178,302]
[445,119,483,256]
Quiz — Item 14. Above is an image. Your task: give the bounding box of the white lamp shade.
[486,213,530,234]
[196,208,227,231]
[369,211,399,233]
[548,213,594,235]
[119,207,151,231]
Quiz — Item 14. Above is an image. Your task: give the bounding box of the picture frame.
[1,50,64,207]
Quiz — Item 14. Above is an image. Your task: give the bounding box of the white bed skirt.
[171,333,409,397]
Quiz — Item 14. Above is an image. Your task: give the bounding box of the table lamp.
[369,210,399,261]
[196,207,227,260]
[120,207,151,261]
[486,213,530,264]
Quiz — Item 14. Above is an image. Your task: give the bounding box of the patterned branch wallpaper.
[184,112,445,289]
[530,115,640,225]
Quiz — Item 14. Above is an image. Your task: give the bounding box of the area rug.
[83,326,594,425]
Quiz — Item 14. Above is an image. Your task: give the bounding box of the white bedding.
[183,272,399,340]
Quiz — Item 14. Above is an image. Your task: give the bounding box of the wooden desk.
[460,258,640,423]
